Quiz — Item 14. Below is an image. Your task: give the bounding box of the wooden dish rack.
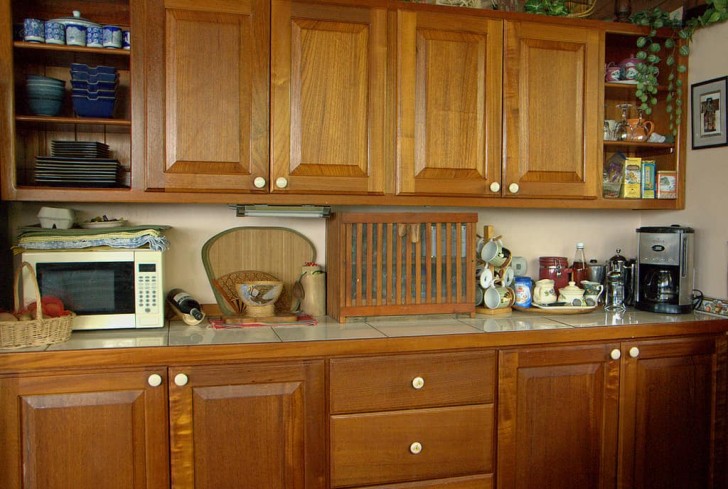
[326,212,477,322]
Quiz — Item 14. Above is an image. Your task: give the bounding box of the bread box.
[326,212,477,322]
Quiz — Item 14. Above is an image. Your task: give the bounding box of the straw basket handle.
[13,262,44,320]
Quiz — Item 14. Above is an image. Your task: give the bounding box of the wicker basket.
[0,262,74,349]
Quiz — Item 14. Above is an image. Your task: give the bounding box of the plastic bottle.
[572,242,588,285]
[167,288,204,320]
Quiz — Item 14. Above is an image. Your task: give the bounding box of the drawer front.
[348,474,493,488]
[330,351,495,413]
[331,405,494,487]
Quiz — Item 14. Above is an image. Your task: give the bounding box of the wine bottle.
[167,288,203,320]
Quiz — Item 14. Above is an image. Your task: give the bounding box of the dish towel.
[14,225,171,253]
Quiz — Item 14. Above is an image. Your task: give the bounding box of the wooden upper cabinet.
[503,21,600,199]
[270,0,387,195]
[396,10,503,197]
[0,369,169,489]
[144,0,270,192]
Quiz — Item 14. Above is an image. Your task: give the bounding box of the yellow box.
[622,157,642,199]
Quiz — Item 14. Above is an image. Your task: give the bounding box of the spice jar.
[539,256,570,293]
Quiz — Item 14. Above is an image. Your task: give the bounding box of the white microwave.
[21,249,165,330]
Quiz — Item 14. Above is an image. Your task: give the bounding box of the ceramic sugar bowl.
[558,281,586,306]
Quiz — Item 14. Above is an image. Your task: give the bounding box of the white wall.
[8,202,640,304]
[641,21,728,299]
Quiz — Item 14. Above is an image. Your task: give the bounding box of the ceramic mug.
[484,285,515,309]
[23,18,45,43]
[65,24,87,46]
[481,239,511,268]
[44,21,65,45]
[87,26,103,48]
[514,276,533,308]
[102,25,122,48]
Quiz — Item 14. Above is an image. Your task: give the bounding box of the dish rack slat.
[327,212,477,322]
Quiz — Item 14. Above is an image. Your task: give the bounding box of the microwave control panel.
[135,252,164,328]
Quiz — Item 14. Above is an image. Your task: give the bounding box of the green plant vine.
[630,0,728,134]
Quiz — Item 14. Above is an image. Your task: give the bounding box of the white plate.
[80,219,127,229]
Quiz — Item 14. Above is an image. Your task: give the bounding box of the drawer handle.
[409,442,422,455]
[411,376,425,389]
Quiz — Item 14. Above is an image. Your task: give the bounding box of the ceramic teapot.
[533,279,557,305]
[558,281,586,306]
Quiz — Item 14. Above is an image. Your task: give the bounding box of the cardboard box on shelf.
[622,157,642,199]
[657,170,677,199]
[641,160,656,199]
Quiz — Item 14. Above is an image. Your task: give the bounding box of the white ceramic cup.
[484,285,515,309]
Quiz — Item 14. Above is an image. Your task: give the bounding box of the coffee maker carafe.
[636,225,694,314]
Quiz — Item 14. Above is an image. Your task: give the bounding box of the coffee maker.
[635,225,694,314]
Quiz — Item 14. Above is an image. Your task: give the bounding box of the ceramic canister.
[514,276,533,308]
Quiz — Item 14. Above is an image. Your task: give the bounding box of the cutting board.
[202,227,316,316]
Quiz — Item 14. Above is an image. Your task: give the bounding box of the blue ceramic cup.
[44,21,65,45]
[102,25,122,48]
[86,26,103,47]
[514,276,534,308]
[23,18,45,43]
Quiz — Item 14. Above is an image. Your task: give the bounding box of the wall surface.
[641,21,728,300]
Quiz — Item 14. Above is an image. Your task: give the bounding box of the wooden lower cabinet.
[0,368,170,489]
[497,335,727,489]
[0,360,325,489]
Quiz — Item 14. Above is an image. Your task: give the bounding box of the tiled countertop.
[5,308,724,353]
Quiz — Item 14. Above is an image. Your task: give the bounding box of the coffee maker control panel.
[638,233,681,266]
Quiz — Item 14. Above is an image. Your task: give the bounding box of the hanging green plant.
[523,0,570,16]
[630,0,728,134]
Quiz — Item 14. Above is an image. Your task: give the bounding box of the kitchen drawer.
[330,404,494,487]
[347,474,493,488]
[330,351,495,414]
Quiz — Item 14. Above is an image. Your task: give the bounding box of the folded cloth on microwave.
[14,225,171,253]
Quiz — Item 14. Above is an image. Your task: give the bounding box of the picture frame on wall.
[691,76,728,149]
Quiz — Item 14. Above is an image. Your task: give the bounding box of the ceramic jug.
[533,279,557,305]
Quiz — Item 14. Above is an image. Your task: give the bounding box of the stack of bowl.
[26,75,65,116]
[70,63,118,118]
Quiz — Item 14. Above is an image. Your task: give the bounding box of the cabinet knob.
[275,177,288,189]
[147,374,163,387]
[411,376,425,389]
[253,176,267,189]
[508,183,520,194]
[610,348,621,360]
[174,373,189,387]
[629,346,640,358]
[489,182,501,193]
[409,442,423,454]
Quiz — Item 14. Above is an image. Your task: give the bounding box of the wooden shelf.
[15,115,131,126]
[13,41,130,57]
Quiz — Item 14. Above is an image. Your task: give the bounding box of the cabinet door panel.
[0,369,169,489]
[145,0,269,191]
[497,344,620,489]
[397,11,502,196]
[619,337,724,489]
[271,1,386,194]
[169,361,325,489]
[503,21,599,199]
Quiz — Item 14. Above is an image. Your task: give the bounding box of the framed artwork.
[691,76,728,149]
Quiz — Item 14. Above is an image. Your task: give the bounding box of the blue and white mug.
[86,26,103,48]
[23,18,45,43]
[44,21,65,45]
[102,25,122,48]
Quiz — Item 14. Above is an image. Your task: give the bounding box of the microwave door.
[35,262,137,330]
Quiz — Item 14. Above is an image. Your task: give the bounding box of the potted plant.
[629,0,728,133]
